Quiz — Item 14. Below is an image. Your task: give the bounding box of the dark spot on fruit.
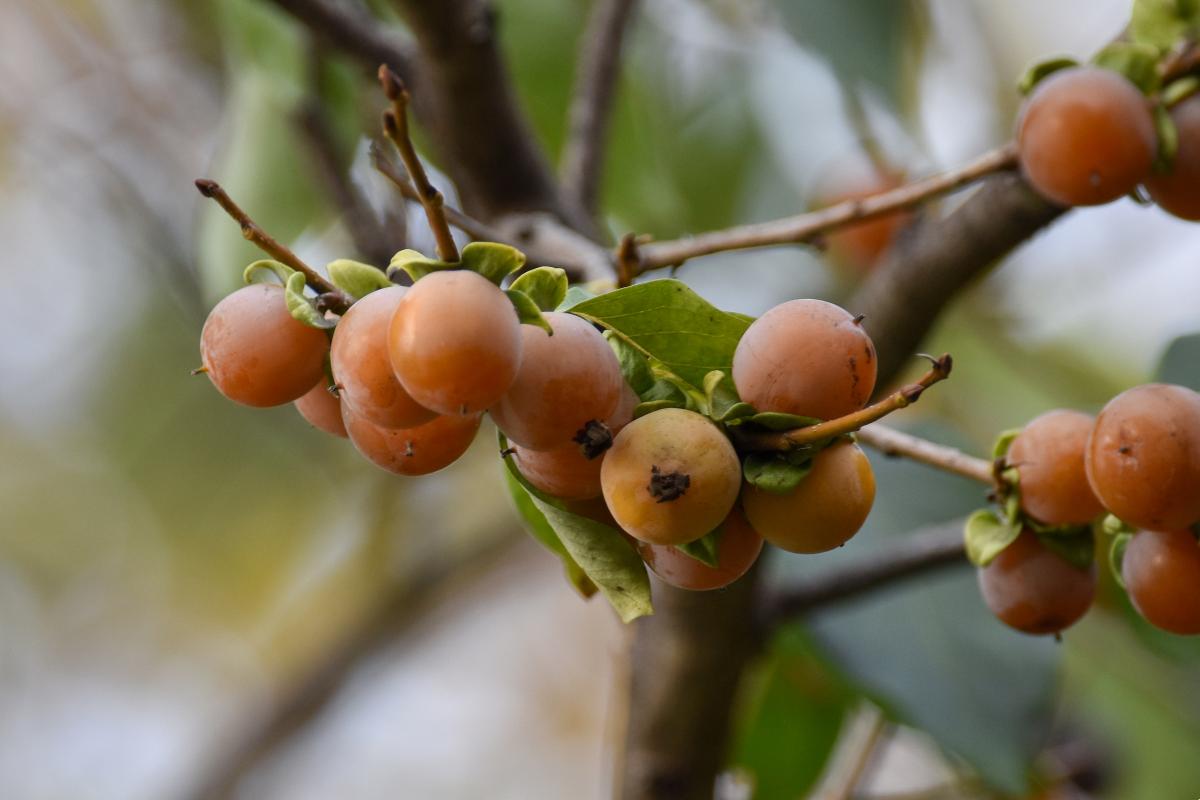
[573,419,614,460]
[1118,446,1131,455]
[849,356,859,389]
[648,465,690,503]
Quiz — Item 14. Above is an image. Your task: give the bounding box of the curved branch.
[760,522,967,628]
[632,144,1018,274]
[267,0,415,80]
[855,423,995,486]
[560,0,639,217]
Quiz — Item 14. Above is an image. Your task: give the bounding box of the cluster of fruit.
[199,261,884,593]
[974,384,1200,637]
[1017,63,1200,217]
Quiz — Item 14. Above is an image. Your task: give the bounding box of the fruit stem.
[378,65,461,264]
[193,179,353,313]
[733,353,956,451]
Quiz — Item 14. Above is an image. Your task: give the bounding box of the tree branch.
[388,0,593,232]
[267,0,415,81]
[560,0,639,218]
[379,65,460,262]
[851,171,1064,385]
[194,179,353,312]
[370,142,502,242]
[631,143,1018,274]
[855,423,995,486]
[761,521,967,628]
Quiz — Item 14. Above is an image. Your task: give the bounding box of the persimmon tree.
[190,1,1200,798]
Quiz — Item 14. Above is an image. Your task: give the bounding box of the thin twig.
[632,143,1018,273]
[560,0,639,217]
[855,423,995,486]
[810,705,887,800]
[266,0,415,83]
[731,354,954,452]
[193,178,352,312]
[369,142,503,242]
[761,521,967,626]
[378,64,460,262]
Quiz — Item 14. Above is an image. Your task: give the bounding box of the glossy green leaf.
[327,258,392,299]
[502,442,652,622]
[558,284,597,310]
[702,370,755,423]
[1092,41,1162,94]
[569,279,752,388]
[991,428,1021,460]
[963,508,1020,567]
[506,289,553,334]
[743,452,814,495]
[284,271,335,329]
[605,332,655,394]
[1016,56,1079,95]
[509,266,568,311]
[674,527,720,568]
[243,259,294,286]
[387,249,453,282]
[632,399,683,419]
[502,466,596,598]
[460,241,526,285]
[1037,528,1095,569]
[733,411,824,432]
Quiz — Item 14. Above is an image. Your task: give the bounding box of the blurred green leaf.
[509,266,568,310]
[501,466,596,598]
[1156,331,1200,390]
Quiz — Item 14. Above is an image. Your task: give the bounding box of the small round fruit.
[387,270,522,415]
[600,408,741,546]
[1016,66,1155,206]
[732,299,876,421]
[490,312,623,450]
[813,167,911,274]
[331,286,435,429]
[741,440,875,553]
[1122,528,1200,635]
[294,381,347,438]
[512,384,636,500]
[1007,409,1104,526]
[1085,383,1200,531]
[978,529,1096,635]
[200,283,329,407]
[637,507,763,591]
[1145,92,1200,220]
[343,405,481,476]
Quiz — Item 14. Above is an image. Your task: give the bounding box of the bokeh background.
[2,0,1199,798]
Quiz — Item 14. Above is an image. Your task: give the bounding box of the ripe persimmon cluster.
[198,253,893,594]
[970,384,1200,637]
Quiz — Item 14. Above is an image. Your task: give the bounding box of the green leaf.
[509,266,568,311]
[733,411,824,431]
[963,508,1021,567]
[1037,528,1095,570]
[702,370,755,423]
[1153,103,1180,174]
[1131,0,1200,51]
[1156,331,1200,390]
[569,279,752,388]
[605,332,655,394]
[459,241,526,285]
[502,467,596,598]
[502,442,652,622]
[1110,531,1133,589]
[557,284,597,310]
[1102,513,1136,538]
[632,399,683,419]
[284,271,335,329]
[1164,75,1200,107]
[505,289,553,334]
[387,249,453,282]
[243,259,294,285]
[992,428,1022,460]
[1016,56,1079,95]
[327,258,393,299]
[675,527,720,568]
[1092,42,1162,94]
[743,452,814,495]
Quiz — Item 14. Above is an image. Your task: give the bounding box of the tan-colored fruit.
[343,404,481,476]
[600,408,741,546]
[1123,528,1200,636]
[978,529,1095,635]
[294,381,347,438]
[637,507,763,591]
[1007,409,1103,526]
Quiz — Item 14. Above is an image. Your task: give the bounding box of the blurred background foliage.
[1,0,1198,798]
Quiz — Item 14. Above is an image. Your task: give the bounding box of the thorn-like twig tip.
[194,178,217,197]
[377,64,406,100]
[190,365,209,376]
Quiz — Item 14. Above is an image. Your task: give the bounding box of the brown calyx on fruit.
[649,465,690,503]
[573,419,615,460]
